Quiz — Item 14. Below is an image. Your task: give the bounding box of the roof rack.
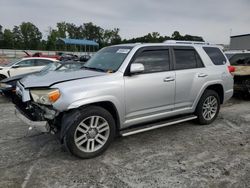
[164,40,210,45]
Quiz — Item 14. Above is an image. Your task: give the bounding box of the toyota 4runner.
[13,41,234,158]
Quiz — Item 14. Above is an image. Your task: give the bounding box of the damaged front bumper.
[13,94,59,133]
[15,108,50,132]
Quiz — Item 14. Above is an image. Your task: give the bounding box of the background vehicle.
[0,61,85,99]
[0,57,58,80]
[23,51,60,60]
[13,41,234,159]
[225,50,250,97]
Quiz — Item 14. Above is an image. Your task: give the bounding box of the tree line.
[0,22,204,51]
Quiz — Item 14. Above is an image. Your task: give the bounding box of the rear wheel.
[63,106,116,159]
[195,90,220,125]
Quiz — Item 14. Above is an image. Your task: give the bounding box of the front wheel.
[63,106,116,159]
[195,90,220,125]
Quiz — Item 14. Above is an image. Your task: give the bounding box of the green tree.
[19,22,42,49]
[56,22,67,38]
[3,29,14,49]
[12,25,22,49]
[46,28,59,50]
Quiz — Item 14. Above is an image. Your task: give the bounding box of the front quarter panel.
[52,72,125,125]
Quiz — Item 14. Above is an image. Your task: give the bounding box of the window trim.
[124,46,173,76]
[172,46,205,71]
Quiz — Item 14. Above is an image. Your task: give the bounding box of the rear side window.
[203,47,226,65]
[228,53,250,66]
[35,59,53,66]
[174,49,204,70]
[16,59,35,67]
[132,50,170,73]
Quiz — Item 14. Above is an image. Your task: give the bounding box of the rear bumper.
[15,108,50,132]
[224,89,234,103]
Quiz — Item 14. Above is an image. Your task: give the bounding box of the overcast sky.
[1,0,250,44]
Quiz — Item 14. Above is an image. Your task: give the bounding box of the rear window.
[227,53,250,66]
[203,47,226,65]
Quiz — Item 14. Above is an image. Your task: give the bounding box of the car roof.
[21,57,58,61]
[114,41,219,49]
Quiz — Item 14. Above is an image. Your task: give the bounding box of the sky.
[1,0,250,44]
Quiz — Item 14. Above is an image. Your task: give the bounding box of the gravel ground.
[0,97,250,188]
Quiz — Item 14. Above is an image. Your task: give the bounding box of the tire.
[195,90,220,125]
[63,106,116,159]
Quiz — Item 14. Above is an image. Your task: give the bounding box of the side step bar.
[120,115,197,137]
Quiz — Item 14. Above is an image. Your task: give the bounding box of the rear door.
[124,46,175,124]
[173,46,208,109]
[33,59,53,71]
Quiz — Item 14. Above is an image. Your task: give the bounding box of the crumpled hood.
[20,69,106,88]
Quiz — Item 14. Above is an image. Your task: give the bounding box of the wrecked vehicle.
[0,61,85,99]
[13,41,234,159]
[225,50,250,97]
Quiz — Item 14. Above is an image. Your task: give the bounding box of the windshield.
[83,46,132,72]
[40,62,61,72]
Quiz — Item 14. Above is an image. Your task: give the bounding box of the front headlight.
[0,83,12,89]
[30,89,60,105]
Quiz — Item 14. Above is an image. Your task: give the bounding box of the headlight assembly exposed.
[0,83,12,89]
[30,89,60,105]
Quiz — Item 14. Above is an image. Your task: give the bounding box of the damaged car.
[13,41,234,159]
[0,61,85,99]
[225,50,250,97]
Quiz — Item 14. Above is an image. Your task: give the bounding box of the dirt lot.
[0,97,250,188]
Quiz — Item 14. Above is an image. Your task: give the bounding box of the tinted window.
[16,59,35,67]
[203,47,226,65]
[132,50,170,73]
[174,49,202,70]
[228,53,250,66]
[35,59,53,66]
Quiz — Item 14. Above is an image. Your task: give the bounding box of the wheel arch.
[193,82,225,111]
[205,84,224,104]
[59,100,121,142]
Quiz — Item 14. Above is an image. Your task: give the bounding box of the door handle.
[164,77,175,82]
[198,73,208,78]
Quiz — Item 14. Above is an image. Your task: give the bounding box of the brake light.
[228,66,235,74]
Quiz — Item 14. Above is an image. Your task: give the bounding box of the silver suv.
[14,41,234,158]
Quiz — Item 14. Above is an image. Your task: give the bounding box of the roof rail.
[164,40,210,45]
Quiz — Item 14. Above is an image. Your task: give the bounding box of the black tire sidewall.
[64,106,116,159]
[195,90,220,125]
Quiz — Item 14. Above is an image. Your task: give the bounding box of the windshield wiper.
[81,66,107,72]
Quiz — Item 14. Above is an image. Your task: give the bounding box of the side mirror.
[130,63,144,74]
[12,65,20,68]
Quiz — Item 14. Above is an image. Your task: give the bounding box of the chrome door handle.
[164,77,175,82]
[198,73,208,78]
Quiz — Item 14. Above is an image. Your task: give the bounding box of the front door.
[124,47,175,126]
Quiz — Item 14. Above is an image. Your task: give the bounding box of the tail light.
[228,66,235,75]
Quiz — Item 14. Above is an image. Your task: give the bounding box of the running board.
[120,115,197,137]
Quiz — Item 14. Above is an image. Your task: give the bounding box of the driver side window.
[16,59,35,67]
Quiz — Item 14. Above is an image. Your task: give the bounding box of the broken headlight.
[30,89,60,105]
[0,83,12,89]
